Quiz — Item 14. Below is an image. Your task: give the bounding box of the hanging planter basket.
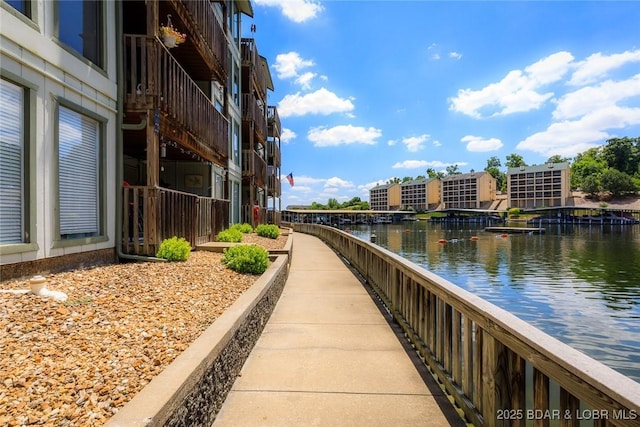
[162,34,177,48]
[159,14,186,49]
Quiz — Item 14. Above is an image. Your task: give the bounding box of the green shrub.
[508,207,521,218]
[216,228,243,243]
[156,236,191,261]
[255,224,280,239]
[222,245,269,274]
[230,223,254,233]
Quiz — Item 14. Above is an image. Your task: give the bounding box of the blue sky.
[246,1,640,208]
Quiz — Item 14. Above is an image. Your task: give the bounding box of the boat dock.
[484,226,545,234]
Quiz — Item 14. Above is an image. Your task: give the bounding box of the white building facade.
[1,1,118,278]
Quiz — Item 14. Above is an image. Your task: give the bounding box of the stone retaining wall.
[105,253,290,426]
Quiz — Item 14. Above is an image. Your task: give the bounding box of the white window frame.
[0,76,37,255]
[54,100,107,246]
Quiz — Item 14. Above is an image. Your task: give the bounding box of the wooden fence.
[123,186,229,256]
[295,224,640,427]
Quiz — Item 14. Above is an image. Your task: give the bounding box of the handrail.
[295,224,640,427]
[123,34,229,162]
[122,186,229,256]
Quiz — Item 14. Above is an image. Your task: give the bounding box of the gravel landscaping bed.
[0,233,288,426]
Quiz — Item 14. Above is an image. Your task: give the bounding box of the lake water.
[347,221,640,383]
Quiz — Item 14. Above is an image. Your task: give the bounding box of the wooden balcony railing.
[123,34,228,162]
[267,105,281,137]
[123,186,229,256]
[295,224,640,427]
[268,175,281,197]
[179,0,229,77]
[241,93,267,140]
[240,38,267,97]
[242,150,267,189]
[267,140,281,167]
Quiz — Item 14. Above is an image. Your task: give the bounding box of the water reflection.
[349,222,640,382]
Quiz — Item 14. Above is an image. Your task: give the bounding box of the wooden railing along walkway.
[294,224,640,427]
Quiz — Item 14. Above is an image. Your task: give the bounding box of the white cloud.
[392,160,431,169]
[461,135,503,152]
[392,160,464,169]
[449,51,574,118]
[568,49,640,86]
[449,52,462,60]
[324,176,354,189]
[308,124,381,147]
[553,74,640,120]
[402,134,430,152]
[295,72,317,89]
[280,128,297,143]
[278,88,355,117]
[273,51,315,80]
[387,139,397,146]
[517,106,640,157]
[253,0,323,23]
[281,174,324,186]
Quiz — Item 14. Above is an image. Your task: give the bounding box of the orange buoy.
[438,239,447,244]
[405,229,411,233]
[470,236,478,241]
[501,233,508,238]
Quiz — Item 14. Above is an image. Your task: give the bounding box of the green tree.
[426,168,445,179]
[601,137,640,177]
[484,156,506,192]
[546,155,570,164]
[600,168,637,197]
[445,164,461,175]
[570,148,607,189]
[581,174,601,197]
[327,198,340,209]
[505,153,527,169]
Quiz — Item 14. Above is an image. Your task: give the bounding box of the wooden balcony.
[267,140,281,167]
[242,150,267,189]
[267,105,281,137]
[169,0,229,81]
[241,93,267,141]
[122,186,229,256]
[268,175,281,197]
[123,34,228,164]
[240,38,267,97]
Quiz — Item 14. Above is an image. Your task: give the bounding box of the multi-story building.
[240,38,275,226]
[119,0,244,256]
[267,106,282,224]
[369,183,401,211]
[400,178,440,212]
[1,0,119,278]
[441,171,496,209]
[1,0,281,276]
[507,162,571,209]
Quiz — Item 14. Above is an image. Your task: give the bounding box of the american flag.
[286,173,294,187]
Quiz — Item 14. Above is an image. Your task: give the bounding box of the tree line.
[306,137,640,209]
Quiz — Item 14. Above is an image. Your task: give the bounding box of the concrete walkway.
[212,232,465,427]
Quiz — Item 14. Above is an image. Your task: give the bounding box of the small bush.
[255,224,280,239]
[508,207,521,218]
[216,228,243,243]
[230,223,254,233]
[222,245,269,274]
[156,236,191,261]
